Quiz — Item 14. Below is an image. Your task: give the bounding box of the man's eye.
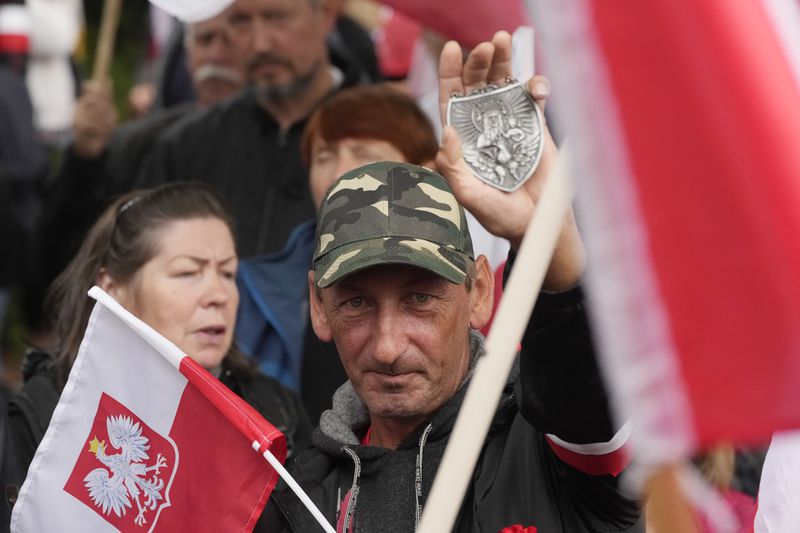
[412,293,432,303]
[345,297,364,308]
[176,271,198,278]
[229,13,251,26]
[266,11,290,23]
[195,34,214,46]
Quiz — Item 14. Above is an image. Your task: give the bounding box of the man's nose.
[371,308,407,367]
[252,18,276,53]
[207,35,232,64]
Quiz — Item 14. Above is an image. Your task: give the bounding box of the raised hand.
[436,31,585,290]
[73,80,117,159]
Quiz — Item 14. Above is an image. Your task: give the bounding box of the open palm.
[436,31,584,289]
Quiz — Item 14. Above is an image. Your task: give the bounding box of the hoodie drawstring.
[339,447,362,533]
[414,424,433,529]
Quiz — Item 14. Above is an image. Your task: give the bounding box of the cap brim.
[314,237,471,288]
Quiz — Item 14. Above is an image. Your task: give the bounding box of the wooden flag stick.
[417,146,575,533]
[92,0,123,82]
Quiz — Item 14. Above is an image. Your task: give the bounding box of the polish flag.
[0,3,30,54]
[383,0,529,48]
[11,287,285,532]
[530,0,800,465]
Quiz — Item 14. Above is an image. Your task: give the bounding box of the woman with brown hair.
[8,182,312,483]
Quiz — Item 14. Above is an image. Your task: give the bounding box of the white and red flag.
[530,0,800,463]
[11,287,286,532]
[0,2,29,55]
[384,0,529,48]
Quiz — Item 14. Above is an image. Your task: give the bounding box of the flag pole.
[261,449,336,533]
[92,0,123,82]
[417,146,575,533]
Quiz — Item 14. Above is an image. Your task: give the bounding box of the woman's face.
[107,217,239,370]
[309,137,408,209]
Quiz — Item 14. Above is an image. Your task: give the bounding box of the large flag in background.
[148,0,531,48]
[383,0,529,48]
[529,0,800,465]
[11,287,285,532]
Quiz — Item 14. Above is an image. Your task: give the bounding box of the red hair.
[302,84,439,166]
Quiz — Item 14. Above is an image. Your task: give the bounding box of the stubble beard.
[252,59,322,105]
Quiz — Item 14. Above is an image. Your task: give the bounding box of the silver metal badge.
[447,79,544,192]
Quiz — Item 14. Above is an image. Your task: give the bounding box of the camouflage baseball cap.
[313,162,474,288]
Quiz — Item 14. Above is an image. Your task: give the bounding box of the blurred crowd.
[0,0,504,388]
[0,0,779,531]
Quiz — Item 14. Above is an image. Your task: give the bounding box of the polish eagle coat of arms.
[84,415,168,526]
[64,393,178,532]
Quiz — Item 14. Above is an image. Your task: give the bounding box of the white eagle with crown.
[83,414,168,526]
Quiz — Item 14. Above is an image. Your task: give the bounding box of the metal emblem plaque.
[447,79,544,192]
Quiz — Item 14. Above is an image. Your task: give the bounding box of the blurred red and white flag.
[530,0,800,465]
[11,287,285,532]
[384,0,529,48]
[0,2,29,54]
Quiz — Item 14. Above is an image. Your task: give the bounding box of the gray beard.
[252,61,320,104]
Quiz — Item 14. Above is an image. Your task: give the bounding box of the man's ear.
[308,271,333,342]
[468,255,494,331]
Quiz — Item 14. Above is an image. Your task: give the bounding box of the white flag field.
[11,287,288,532]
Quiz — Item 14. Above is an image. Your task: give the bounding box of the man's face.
[185,13,246,107]
[226,0,332,102]
[310,262,492,427]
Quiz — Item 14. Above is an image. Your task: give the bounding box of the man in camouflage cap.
[259,31,642,533]
[307,161,497,449]
[313,162,475,289]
